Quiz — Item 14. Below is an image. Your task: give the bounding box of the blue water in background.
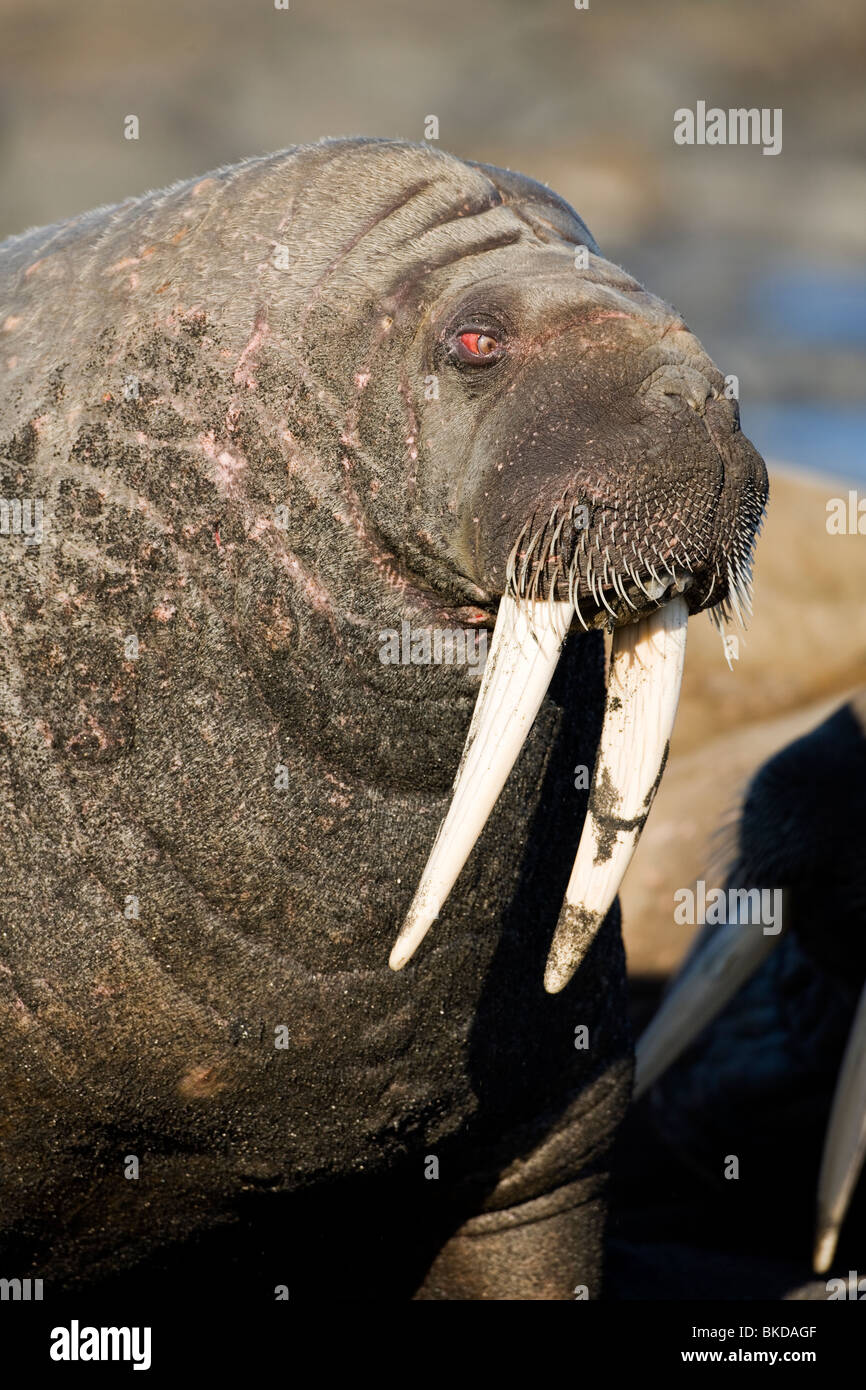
[752,268,866,349]
[739,265,865,483]
[741,403,866,484]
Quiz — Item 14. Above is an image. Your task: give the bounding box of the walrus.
[0,138,766,1299]
[627,691,866,1296]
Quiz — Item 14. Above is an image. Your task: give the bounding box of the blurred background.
[1,0,865,974]
[2,0,864,474]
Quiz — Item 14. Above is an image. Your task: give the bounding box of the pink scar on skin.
[178,1062,229,1100]
[247,516,273,541]
[34,718,55,747]
[92,981,124,1000]
[214,449,247,494]
[233,310,269,388]
[2,316,22,332]
[103,242,162,278]
[12,997,35,1026]
[151,603,176,623]
[324,770,352,794]
[397,375,420,477]
[201,432,247,495]
[24,259,44,277]
[191,178,218,198]
[53,589,83,611]
[68,715,110,753]
[283,553,338,624]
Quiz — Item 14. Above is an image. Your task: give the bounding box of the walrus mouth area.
[389,587,689,991]
[501,499,759,635]
[390,485,764,992]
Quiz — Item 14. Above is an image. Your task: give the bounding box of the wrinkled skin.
[0,139,765,1297]
[609,693,866,1299]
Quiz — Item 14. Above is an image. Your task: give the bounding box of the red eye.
[457,331,501,361]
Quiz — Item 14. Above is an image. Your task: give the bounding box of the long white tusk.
[544,596,689,994]
[389,594,574,971]
[813,980,866,1273]
[633,911,783,1100]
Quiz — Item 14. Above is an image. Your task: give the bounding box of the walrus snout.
[457,300,766,634]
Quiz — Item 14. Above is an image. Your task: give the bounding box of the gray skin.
[0,138,766,1299]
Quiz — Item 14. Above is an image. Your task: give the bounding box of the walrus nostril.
[647,366,714,415]
[662,381,711,414]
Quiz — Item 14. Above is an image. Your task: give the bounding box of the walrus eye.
[454,330,503,364]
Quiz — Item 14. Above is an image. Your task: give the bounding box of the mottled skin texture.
[609,694,866,1298]
[0,139,765,1297]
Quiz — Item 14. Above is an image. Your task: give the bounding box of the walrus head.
[297,141,767,988]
